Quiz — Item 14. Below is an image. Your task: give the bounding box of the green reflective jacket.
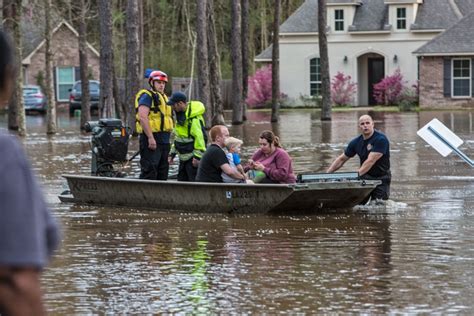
[171,101,207,161]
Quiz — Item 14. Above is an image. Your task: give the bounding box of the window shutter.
[443,58,451,97]
[53,67,57,101]
[471,58,474,97]
[75,67,80,82]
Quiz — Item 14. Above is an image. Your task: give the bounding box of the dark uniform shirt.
[344,129,390,178]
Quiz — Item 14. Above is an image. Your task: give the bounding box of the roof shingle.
[411,0,460,31]
[280,0,319,33]
[414,11,474,55]
[349,0,388,32]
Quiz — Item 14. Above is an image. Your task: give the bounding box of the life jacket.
[135,89,174,134]
[172,101,207,160]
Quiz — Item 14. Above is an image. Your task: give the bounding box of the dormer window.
[335,9,344,31]
[396,8,407,30]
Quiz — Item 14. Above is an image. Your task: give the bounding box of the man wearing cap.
[167,92,207,181]
[135,70,174,180]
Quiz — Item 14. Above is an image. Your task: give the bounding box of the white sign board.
[417,118,463,157]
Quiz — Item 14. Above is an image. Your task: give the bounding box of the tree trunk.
[3,0,17,131]
[207,0,224,126]
[98,0,114,118]
[231,0,243,125]
[318,0,331,121]
[112,67,125,121]
[44,0,57,134]
[12,0,25,135]
[196,0,211,127]
[138,0,144,80]
[283,0,290,20]
[271,0,281,123]
[125,0,140,132]
[241,0,249,121]
[260,1,268,50]
[78,0,91,130]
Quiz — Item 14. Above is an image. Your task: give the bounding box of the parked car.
[23,85,47,114]
[69,80,100,116]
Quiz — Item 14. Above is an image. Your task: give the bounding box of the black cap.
[167,91,187,105]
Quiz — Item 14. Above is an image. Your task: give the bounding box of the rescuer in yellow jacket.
[135,70,174,180]
[167,92,207,181]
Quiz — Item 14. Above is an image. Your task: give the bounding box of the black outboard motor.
[84,118,129,177]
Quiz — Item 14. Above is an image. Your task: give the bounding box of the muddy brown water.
[1,110,473,313]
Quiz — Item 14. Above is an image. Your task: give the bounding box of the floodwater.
[1,110,473,313]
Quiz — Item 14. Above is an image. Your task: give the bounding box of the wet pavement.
[1,110,473,313]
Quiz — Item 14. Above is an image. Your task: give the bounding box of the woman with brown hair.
[246,130,296,184]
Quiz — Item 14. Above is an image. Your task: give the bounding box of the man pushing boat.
[327,114,391,204]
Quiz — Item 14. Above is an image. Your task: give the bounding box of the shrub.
[398,81,419,111]
[246,65,273,108]
[331,72,357,106]
[35,71,45,89]
[373,69,404,105]
[298,94,322,108]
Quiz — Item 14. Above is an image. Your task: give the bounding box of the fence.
[117,77,234,110]
[171,77,233,110]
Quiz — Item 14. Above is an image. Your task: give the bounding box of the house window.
[452,59,471,98]
[310,57,321,96]
[335,9,344,31]
[396,8,406,30]
[56,67,75,101]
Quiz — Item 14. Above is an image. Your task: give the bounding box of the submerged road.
[2,109,473,313]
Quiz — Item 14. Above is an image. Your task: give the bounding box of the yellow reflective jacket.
[135,89,174,133]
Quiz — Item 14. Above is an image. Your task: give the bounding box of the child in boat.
[221,137,247,183]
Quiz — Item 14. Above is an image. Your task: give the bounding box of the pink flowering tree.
[331,72,357,106]
[246,65,273,108]
[373,69,405,105]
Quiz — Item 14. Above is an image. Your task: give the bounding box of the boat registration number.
[226,190,259,199]
[72,181,98,192]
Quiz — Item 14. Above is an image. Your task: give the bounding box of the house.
[21,20,100,104]
[414,11,474,108]
[255,0,474,107]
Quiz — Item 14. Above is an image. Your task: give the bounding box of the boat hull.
[60,174,380,213]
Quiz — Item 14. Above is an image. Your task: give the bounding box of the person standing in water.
[327,114,391,203]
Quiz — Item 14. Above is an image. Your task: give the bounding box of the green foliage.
[88,67,94,80]
[298,94,322,108]
[56,0,305,81]
[48,0,306,84]
[398,82,419,111]
[35,70,45,90]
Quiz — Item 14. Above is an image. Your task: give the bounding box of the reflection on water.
[2,110,474,313]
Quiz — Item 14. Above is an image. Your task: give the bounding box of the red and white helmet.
[148,70,168,84]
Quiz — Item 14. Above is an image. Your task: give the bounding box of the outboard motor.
[84,118,129,177]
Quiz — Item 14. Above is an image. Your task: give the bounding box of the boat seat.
[297,172,359,183]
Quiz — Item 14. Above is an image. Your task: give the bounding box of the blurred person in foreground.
[0,30,60,315]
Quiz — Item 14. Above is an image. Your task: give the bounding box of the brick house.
[256,0,474,107]
[414,11,474,108]
[22,20,100,104]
